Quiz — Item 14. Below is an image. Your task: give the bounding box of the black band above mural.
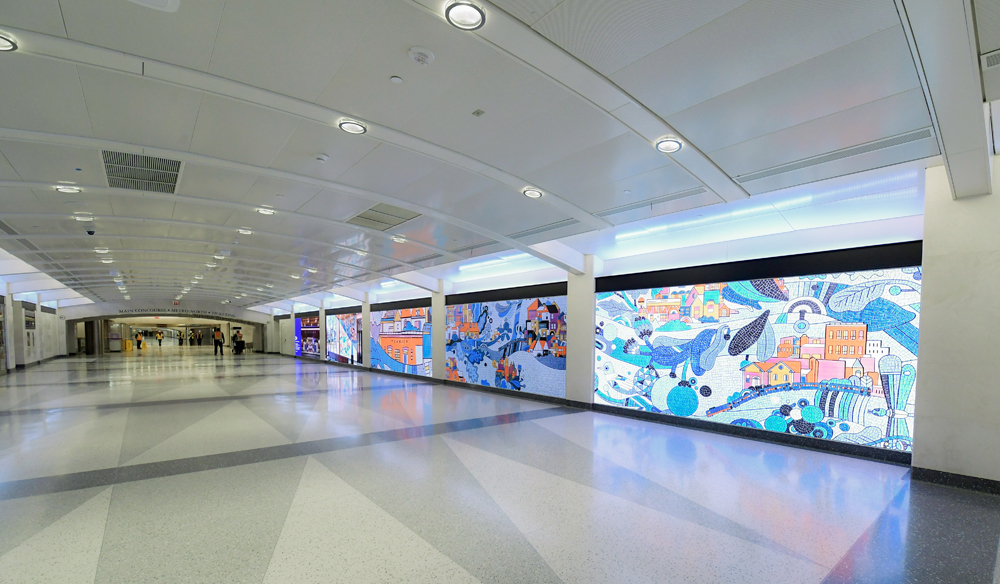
[326,306,362,316]
[446,282,568,306]
[596,241,923,293]
[594,241,922,454]
[371,297,432,312]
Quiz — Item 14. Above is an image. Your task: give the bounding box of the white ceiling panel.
[0,0,67,36]
[112,222,172,238]
[666,26,920,154]
[390,165,499,211]
[0,188,41,214]
[465,96,627,176]
[176,164,258,202]
[336,143,447,195]
[34,190,115,216]
[0,151,20,181]
[570,163,705,215]
[392,215,493,252]
[109,196,177,220]
[188,96,301,167]
[525,132,671,200]
[294,189,375,222]
[487,0,563,25]
[171,202,235,225]
[610,0,902,118]
[397,52,570,161]
[78,66,204,152]
[0,140,104,185]
[710,88,933,178]
[209,0,388,101]
[59,0,227,71]
[0,55,93,136]
[453,184,571,238]
[532,0,749,76]
[242,177,322,211]
[315,0,494,130]
[269,120,381,182]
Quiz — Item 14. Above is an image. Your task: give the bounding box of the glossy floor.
[0,348,998,583]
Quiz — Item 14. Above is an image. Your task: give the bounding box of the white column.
[431,284,446,380]
[319,306,327,361]
[565,255,602,405]
[289,303,296,356]
[361,295,372,368]
[2,283,13,371]
[914,162,1000,480]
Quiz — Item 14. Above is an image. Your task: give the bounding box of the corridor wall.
[594,242,922,455]
[369,299,432,377]
[326,307,362,364]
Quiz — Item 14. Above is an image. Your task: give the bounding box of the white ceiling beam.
[330,287,370,304]
[38,289,84,302]
[3,26,609,231]
[897,0,992,198]
[527,240,585,275]
[8,280,67,294]
[389,272,453,294]
[0,260,39,276]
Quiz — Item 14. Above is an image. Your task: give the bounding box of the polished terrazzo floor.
[0,347,999,583]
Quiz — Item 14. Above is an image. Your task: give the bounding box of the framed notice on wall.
[24,311,35,330]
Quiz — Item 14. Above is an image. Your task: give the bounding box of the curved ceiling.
[0,0,939,307]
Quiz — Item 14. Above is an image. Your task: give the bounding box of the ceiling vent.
[103,151,182,194]
[346,203,420,231]
[734,128,934,185]
[982,50,1000,101]
[508,218,580,240]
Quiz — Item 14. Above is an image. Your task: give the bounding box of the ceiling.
[0,0,944,307]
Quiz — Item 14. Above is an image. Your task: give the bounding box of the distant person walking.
[196,331,203,346]
[188,331,195,346]
[135,332,143,350]
[213,328,226,356]
[156,331,163,346]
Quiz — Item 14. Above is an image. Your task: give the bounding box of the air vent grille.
[103,150,181,193]
[508,218,580,240]
[346,203,421,231]
[987,51,1000,68]
[734,128,934,184]
[595,187,707,217]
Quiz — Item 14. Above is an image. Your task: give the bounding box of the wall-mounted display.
[295,316,321,358]
[326,313,362,364]
[446,297,567,398]
[370,308,432,376]
[24,311,35,330]
[595,268,921,452]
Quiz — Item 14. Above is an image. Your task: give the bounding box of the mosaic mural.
[295,316,321,358]
[595,268,921,451]
[446,297,567,398]
[326,313,362,364]
[370,308,432,376]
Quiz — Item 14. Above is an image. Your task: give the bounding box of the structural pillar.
[565,254,602,406]
[2,283,13,371]
[319,306,327,361]
[431,283,446,381]
[361,294,372,368]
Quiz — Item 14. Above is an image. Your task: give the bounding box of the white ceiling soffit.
[0,26,609,231]
[898,0,992,198]
[408,0,749,204]
[0,125,584,275]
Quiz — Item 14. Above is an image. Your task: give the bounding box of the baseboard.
[911,467,1000,495]
[440,378,580,408]
[591,403,912,466]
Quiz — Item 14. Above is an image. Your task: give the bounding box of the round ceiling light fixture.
[56,185,81,193]
[95,248,109,254]
[338,119,367,135]
[290,274,301,279]
[194,275,203,279]
[445,1,485,30]
[522,187,543,199]
[213,255,225,260]
[73,214,95,222]
[306,267,318,274]
[237,228,252,235]
[655,137,683,154]
[256,287,263,292]
[0,33,18,52]
[390,76,403,84]
[206,263,217,268]
[256,207,275,215]
[101,258,114,264]
[356,250,368,256]
[266,283,274,288]
[391,235,406,243]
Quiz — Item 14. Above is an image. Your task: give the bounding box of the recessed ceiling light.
[73,214,95,222]
[338,119,367,134]
[266,283,274,288]
[123,295,130,300]
[445,1,485,30]
[256,288,263,292]
[101,258,114,264]
[195,275,203,279]
[191,281,198,284]
[391,236,406,243]
[214,255,225,260]
[290,274,301,279]
[241,293,247,297]
[306,267,318,274]
[390,76,403,84]
[95,248,109,254]
[655,137,683,153]
[55,185,81,193]
[256,208,275,215]
[356,250,368,256]
[237,228,252,235]
[522,187,543,199]
[0,34,17,52]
